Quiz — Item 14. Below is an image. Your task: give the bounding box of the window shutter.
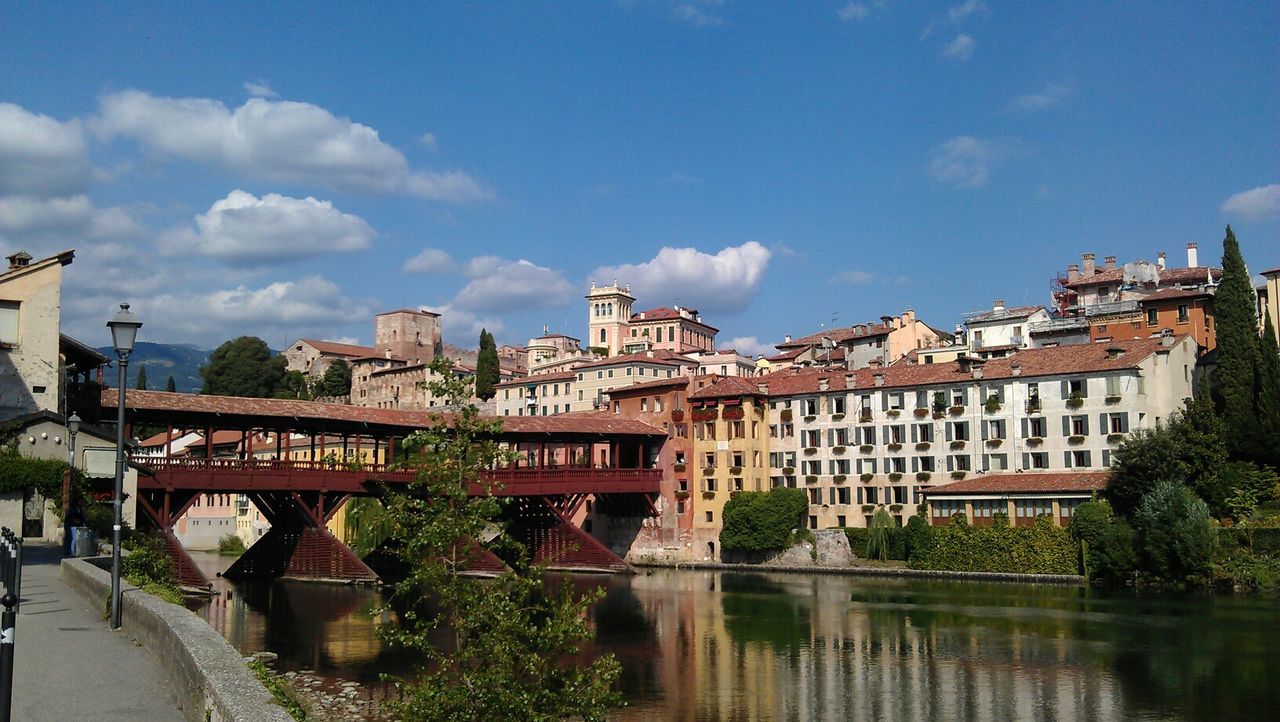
[946,423,953,442]
[911,424,918,443]
[1021,453,1029,469]
[1062,416,1071,437]
[911,456,918,473]
[946,455,954,472]
[1064,451,1072,468]
[981,421,989,440]
[1099,413,1107,435]
[1020,418,1028,438]
[857,487,863,505]
[1120,413,1130,432]
[882,426,890,444]
[1061,379,1070,399]
[1082,416,1090,435]
[1103,450,1111,467]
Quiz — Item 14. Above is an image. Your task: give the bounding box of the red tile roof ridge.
[606,376,691,395]
[922,470,1110,495]
[1064,265,1222,288]
[966,305,1045,323]
[299,339,377,357]
[689,375,766,399]
[573,353,683,370]
[1138,287,1214,302]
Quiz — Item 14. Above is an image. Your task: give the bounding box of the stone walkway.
[9,542,184,721]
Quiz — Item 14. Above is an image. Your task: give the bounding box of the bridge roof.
[100,389,666,439]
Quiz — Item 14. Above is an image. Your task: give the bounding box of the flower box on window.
[915,442,930,451]
[671,408,685,422]
[950,471,967,480]
[781,466,795,475]
[803,447,818,455]
[805,475,818,484]
[860,473,874,482]
[915,471,931,482]
[984,397,1002,413]
[1105,395,1122,404]
[949,405,965,415]
[729,466,743,474]
[1068,434,1086,444]
[887,443,902,452]
[723,406,745,421]
[859,411,873,422]
[914,408,930,418]
[674,490,690,500]
[833,446,846,455]
[1107,433,1125,443]
[888,472,903,482]
[932,411,946,420]
[833,474,847,483]
[702,466,716,476]
[890,504,903,513]
[832,413,845,421]
[1066,395,1084,409]
[691,407,718,422]
[985,438,1003,448]
[949,440,966,450]
[861,504,876,513]
[804,415,817,423]
[701,491,716,499]
[859,444,874,454]
[887,409,901,418]
[1027,436,1044,446]
[780,409,793,422]
[673,462,686,472]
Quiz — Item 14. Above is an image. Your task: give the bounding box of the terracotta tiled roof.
[606,376,690,396]
[629,307,718,330]
[689,375,765,400]
[496,370,577,388]
[299,339,376,357]
[573,352,682,370]
[1064,265,1222,288]
[1138,287,1214,303]
[756,335,1191,395]
[376,308,439,317]
[966,305,1045,324]
[779,323,891,349]
[766,347,807,361]
[101,389,664,436]
[1261,267,1280,277]
[921,471,1109,496]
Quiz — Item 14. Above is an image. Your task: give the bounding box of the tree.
[474,329,499,401]
[1257,315,1280,467]
[320,359,352,398]
[719,487,809,553]
[377,356,622,721]
[200,336,286,398]
[1106,395,1228,518]
[1212,226,1262,459]
[135,366,147,390]
[1134,481,1216,583]
[165,375,176,393]
[866,507,896,561]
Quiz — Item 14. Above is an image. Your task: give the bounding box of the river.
[188,552,1280,720]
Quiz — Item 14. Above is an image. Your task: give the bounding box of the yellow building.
[688,376,770,560]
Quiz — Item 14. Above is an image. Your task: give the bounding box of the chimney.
[1105,346,1124,359]
[880,315,895,329]
[993,299,1005,312]
[783,334,792,344]
[845,373,856,388]
[1157,251,1166,270]
[1011,362,1022,377]
[1186,242,1198,268]
[902,309,916,325]
[1082,253,1096,276]
[6,251,31,272]
[972,366,983,380]
[1104,256,1117,270]
[757,382,769,395]
[1161,329,1175,347]
[1067,263,1080,282]
[873,372,884,387]
[818,377,829,392]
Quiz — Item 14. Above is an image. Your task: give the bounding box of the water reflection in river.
[190,552,1280,720]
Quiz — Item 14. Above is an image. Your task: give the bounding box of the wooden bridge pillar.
[223,490,379,584]
[135,488,212,590]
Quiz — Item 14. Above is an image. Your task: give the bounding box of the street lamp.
[64,413,81,557]
[106,304,141,630]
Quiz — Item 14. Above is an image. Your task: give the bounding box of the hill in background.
[96,342,210,393]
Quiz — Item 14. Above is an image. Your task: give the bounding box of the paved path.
[10,542,184,721]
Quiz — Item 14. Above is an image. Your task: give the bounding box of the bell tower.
[586,281,634,356]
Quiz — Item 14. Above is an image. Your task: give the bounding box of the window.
[732,451,744,468]
[1028,452,1049,469]
[984,453,1008,471]
[886,392,904,410]
[915,456,935,473]
[914,423,934,443]
[1071,415,1089,436]
[1177,304,1189,323]
[1109,413,1130,434]
[639,398,647,412]
[830,427,849,446]
[1016,499,1054,518]
[705,511,713,523]
[802,460,821,475]
[986,419,1006,440]
[830,459,850,475]
[728,421,744,439]
[949,454,971,472]
[932,500,965,518]
[859,427,876,445]
[972,499,1001,518]
[1146,308,1159,326]
[865,487,878,505]
[1067,379,1087,398]
[803,398,819,416]
[1028,417,1046,438]
[889,457,906,473]
[949,421,969,441]
[1069,450,1092,467]
[856,458,877,475]
[0,301,18,345]
[832,396,846,415]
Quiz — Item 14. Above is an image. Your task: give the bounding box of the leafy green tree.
[1134,481,1216,583]
[1212,226,1262,459]
[866,507,896,561]
[378,356,622,721]
[902,513,934,563]
[275,369,312,400]
[320,359,352,397]
[474,329,499,401]
[1257,315,1280,467]
[719,487,809,552]
[135,366,147,390]
[200,336,286,397]
[165,375,176,393]
[1106,394,1228,518]
[1220,461,1280,522]
[1091,520,1138,584]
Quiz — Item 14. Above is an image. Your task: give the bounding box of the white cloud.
[421,304,507,343]
[243,80,278,98]
[403,247,458,275]
[828,270,876,285]
[1007,83,1071,114]
[93,90,491,202]
[929,136,996,188]
[941,34,975,61]
[418,132,438,152]
[1221,184,1280,221]
[452,259,575,314]
[728,336,777,358]
[0,103,91,198]
[672,1,724,27]
[838,3,872,21]
[590,241,772,315]
[161,189,374,265]
[949,0,988,22]
[664,170,703,185]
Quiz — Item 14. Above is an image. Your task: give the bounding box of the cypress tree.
[1257,315,1280,467]
[1211,226,1260,460]
[475,329,499,401]
[135,366,147,390]
[165,375,176,393]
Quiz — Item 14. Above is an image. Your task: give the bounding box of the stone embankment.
[260,661,394,721]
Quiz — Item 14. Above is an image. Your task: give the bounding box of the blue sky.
[1,1,1276,355]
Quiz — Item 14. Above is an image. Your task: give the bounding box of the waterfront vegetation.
[248,660,307,721]
[217,533,246,555]
[374,357,622,722]
[121,533,183,605]
[719,487,808,554]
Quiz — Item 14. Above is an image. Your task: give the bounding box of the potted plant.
[804,415,817,423]
[703,466,716,476]
[1105,394,1122,404]
[859,410,873,422]
[914,407,930,418]
[984,396,1002,413]
[861,504,875,513]
[1068,434,1085,444]
[949,404,965,415]
[782,466,795,475]
[673,462,686,472]
[691,407,719,422]
[833,474,847,483]
[803,447,818,455]
[671,408,685,422]
[1027,436,1043,446]
[860,473,874,482]
[985,438,1002,448]
[890,504,903,513]
[915,442,930,451]
[805,475,819,484]
[701,490,716,499]
[859,444,874,454]
[1107,432,1125,443]
[723,406,745,420]
[949,440,966,450]
[674,490,690,500]
[832,413,845,421]
[780,408,793,422]
[887,408,901,418]
[833,446,846,455]
[1066,392,1084,408]
[729,465,743,474]
[950,471,967,480]
[932,411,946,420]
[932,391,947,414]
[915,471,931,482]
[887,442,902,452]
[888,472,903,482]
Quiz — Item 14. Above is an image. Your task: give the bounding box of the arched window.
[599,328,607,344]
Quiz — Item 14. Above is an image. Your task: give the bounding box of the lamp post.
[64,413,81,557]
[106,304,141,630]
